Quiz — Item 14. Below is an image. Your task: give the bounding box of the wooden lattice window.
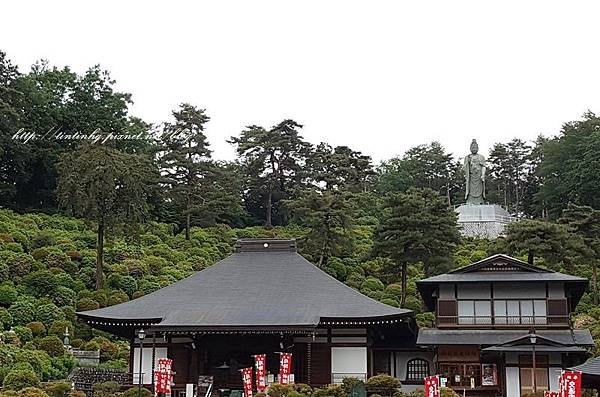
[406,358,430,381]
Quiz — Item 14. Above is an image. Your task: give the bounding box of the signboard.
[424,376,440,397]
[559,371,581,397]
[279,353,292,385]
[481,364,497,386]
[241,367,253,397]
[437,346,479,362]
[154,358,173,394]
[254,354,267,391]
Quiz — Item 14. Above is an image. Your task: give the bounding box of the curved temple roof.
[78,239,411,333]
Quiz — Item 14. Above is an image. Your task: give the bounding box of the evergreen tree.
[306,143,374,192]
[158,103,229,238]
[373,188,460,306]
[502,219,591,270]
[559,204,600,304]
[230,120,309,227]
[286,190,354,266]
[538,112,600,217]
[56,145,157,289]
[376,142,462,204]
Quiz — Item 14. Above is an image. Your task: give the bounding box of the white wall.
[392,351,435,382]
[331,347,367,383]
[548,283,565,298]
[439,284,455,299]
[133,347,168,384]
[457,284,491,299]
[494,284,545,299]
[549,368,562,391]
[506,367,520,397]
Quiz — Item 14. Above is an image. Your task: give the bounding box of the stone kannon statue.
[464,139,486,204]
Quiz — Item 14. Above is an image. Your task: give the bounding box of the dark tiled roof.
[417,329,595,347]
[78,241,411,329]
[418,272,586,283]
[571,357,600,376]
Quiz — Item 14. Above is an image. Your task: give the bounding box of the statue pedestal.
[455,204,517,239]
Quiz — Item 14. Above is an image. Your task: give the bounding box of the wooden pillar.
[129,337,135,382]
[151,333,156,391]
[307,342,312,385]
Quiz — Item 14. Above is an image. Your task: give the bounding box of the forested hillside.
[1,50,600,387]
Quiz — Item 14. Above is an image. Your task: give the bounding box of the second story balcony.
[436,297,570,328]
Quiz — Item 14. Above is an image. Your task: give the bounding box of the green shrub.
[14,349,53,380]
[52,287,76,307]
[365,374,401,394]
[92,381,120,396]
[76,298,99,311]
[439,389,461,397]
[38,336,65,357]
[107,291,129,306]
[8,254,35,277]
[44,382,72,397]
[18,387,48,397]
[341,377,364,394]
[2,370,40,391]
[0,263,9,283]
[23,271,56,297]
[48,321,74,339]
[360,277,385,292]
[31,231,56,249]
[121,387,153,397]
[311,385,344,397]
[11,363,34,372]
[266,384,293,397]
[9,301,36,326]
[35,304,65,328]
[0,307,13,329]
[0,284,18,307]
[26,322,46,337]
[3,331,21,346]
[13,326,33,343]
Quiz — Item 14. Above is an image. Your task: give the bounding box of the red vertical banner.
[424,376,439,397]
[254,354,267,391]
[279,353,292,385]
[154,358,173,394]
[241,367,254,397]
[562,371,582,397]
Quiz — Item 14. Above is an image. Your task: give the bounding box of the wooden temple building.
[416,254,593,397]
[78,239,428,393]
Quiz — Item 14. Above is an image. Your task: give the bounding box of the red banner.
[254,354,267,391]
[545,392,559,397]
[241,367,253,397]
[154,358,173,394]
[279,353,292,385]
[424,376,439,397]
[561,371,582,397]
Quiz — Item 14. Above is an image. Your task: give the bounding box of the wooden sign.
[438,346,479,362]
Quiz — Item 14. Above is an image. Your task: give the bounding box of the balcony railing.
[437,315,570,327]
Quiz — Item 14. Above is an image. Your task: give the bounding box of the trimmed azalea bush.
[17,387,48,397]
[38,336,65,357]
[121,387,153,397]
[2,370,40,391]
[365,374,401,395]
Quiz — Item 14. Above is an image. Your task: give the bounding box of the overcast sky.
[2,1,599,163]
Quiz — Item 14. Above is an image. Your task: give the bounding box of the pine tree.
[158,104,211,239]
[373,188,460,307]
